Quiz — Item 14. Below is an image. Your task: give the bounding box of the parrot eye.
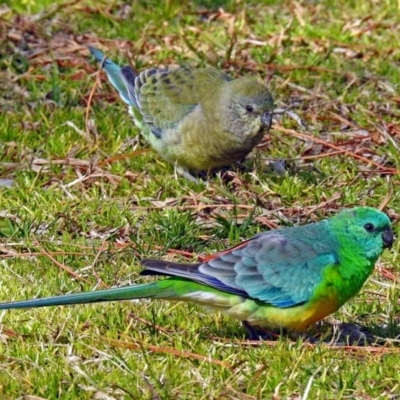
[364,223,375,232]
[245,105,254,113]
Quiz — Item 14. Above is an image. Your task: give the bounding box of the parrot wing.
[121,66,232,137]
[141,224,339,308]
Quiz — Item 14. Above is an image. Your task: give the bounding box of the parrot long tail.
[0,278,189,310]
[89,46,137,107]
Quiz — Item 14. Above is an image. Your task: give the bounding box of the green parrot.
[89,46,274,180]
[0,207,393,334]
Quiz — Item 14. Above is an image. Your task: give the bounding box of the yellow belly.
[182,289,341,332]
[226,295,341,332]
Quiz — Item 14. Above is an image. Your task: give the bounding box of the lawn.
[0,0,400,398]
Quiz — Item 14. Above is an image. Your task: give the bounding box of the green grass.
[1,0,400,398]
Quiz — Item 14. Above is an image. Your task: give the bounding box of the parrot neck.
[334,245,376,306]
[323,216,380,306]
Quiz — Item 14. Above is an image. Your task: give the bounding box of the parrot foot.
[242,321,280,341]
[264,157,324,179]
[172,163,250,183]
[272,108,308,130]
[327,323,375,346]
[175,166,204,183]
[288,331,319,344]
[266,158,287,176]
[242,322,318,343]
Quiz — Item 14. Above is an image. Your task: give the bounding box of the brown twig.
[274,125,398,174]
[102,337,232,369]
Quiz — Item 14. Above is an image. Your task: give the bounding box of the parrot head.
[222,77,274,143]
[332,207,393,261]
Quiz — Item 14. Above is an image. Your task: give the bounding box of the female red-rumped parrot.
[88,46,274,180]
[0,207,393,336]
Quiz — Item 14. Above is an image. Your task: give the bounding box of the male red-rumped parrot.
[0,207,393,334]
[88,46,274,180]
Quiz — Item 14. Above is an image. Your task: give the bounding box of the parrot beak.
[261,111,273,131]
[382,227,394,249]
